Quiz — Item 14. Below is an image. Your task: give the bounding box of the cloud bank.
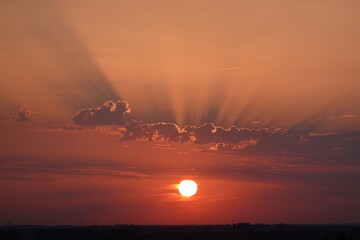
[122,121,358,160]
[71,100,360,164]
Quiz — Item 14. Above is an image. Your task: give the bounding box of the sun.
[178,180,198,197]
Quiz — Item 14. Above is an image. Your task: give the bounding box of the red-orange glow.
[0,0,359,226]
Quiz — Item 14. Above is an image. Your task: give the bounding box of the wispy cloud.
[325,114,356,119]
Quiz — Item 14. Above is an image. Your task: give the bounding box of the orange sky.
[0,0,359,225]
[1,125,359,224]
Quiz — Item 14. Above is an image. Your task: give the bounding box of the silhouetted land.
[1,223,359,240]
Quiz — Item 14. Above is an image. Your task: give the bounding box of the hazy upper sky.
[0,0,359,225]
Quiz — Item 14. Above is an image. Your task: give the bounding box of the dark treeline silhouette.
[0,224,359,240]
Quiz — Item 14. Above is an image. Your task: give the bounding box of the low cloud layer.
[120,121,283,144]
[71,100,360,164]
[73,100,130,126]
[119,120,360,164]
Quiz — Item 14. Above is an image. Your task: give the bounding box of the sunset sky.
[0,0,359,225]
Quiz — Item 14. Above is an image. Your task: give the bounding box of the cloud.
[45,125,96,131]
[0,105,33,123]
[0,105,34,122]
[210,140,259,153]
[119,120,360,165]
[210,142,238,152]
[121,120,185,142]
[209,130,360,165]
[325,114,356,119]
[14,105,32,122]
[120,121,285,145]
[71,100,360,165]
[73,100,131,126]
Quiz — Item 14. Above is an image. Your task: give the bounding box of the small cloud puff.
[0,105,32,123]
[15,105,32,122]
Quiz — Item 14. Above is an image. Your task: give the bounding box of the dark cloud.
[0,105,32,122]
[15,105,32,122]
[45,125,96,131]
[210,142,238,152]
[210,130,360,165]
[118,119,360,165]
[120,121,284,145]
[325,114,356,119]
[210,140,259,153]
[72,100,360,165]
[73,100,130,126]
[121,120,184,142]
[190,123,217,144]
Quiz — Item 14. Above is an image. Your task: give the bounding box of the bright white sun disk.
[178,180,198,197]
